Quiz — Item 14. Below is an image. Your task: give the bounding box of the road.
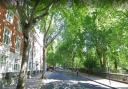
[41,71,111,89]
[0,70,113,89]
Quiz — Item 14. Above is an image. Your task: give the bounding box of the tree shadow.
[0,77,17,89]
[40,80,110,89]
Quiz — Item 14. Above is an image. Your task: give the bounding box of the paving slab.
[80,73,128,89]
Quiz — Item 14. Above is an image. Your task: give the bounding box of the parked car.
[55,67,63,71]
[47,66,54,71]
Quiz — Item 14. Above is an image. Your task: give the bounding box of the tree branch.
[32,0,56,24]
[42,17,47,33]
[45,28,64,47]
[32,11,49,26]
[36,0,55,13]
[29,0,40,24]
[16,0,27,27]
[44,14,54,39]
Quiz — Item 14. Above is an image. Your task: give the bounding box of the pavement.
[42,71,110,89]
[1,73,43,89]
[79,72,128,89]
[0,71,128,89]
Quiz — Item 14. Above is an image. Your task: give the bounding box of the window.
[3,27,11,45]
[0,55,7,70]
[16,36,20,50]
[14,59,20,70]
[29,62,32,70]
[14,63,18,70]
[6,10,14,23]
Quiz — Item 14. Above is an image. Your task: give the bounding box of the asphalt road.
[41,71,111,89]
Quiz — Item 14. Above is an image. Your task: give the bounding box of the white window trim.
[3,26,12,47]
[15,36,21,52]
[6,10,14,24]
[0,55,7,73]
[14,59,20,71]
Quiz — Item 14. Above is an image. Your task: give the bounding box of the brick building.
[0,2,23,75]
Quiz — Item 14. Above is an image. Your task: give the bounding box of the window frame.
[3,27,11,46]
[0,55,7,70]
[14,59,20,71]
[6,10,14,23]
[15,36,21,51]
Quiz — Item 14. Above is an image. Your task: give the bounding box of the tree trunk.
[114,58,118,71]
[96,47,103,70]
[99,52,107,72]
[41,47,46,79]
[98,53,105,72]
[100,57,103,68]
[71,53,75,71]
[41,34,48,79]
[16,31,29,89]
[98,53,103,70]
[102,53,107,72]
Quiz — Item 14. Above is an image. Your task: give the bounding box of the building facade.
[0,3,23,76]
[0,2,44,77]
[28,29,43,73]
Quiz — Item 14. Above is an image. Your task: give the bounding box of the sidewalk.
[1,72,128,89]
[2,73,43,89]
[26,74,43,89]
[80,73,128,89]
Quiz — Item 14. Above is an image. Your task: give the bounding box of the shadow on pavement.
[40,80,110,89]
[46,71,87,81]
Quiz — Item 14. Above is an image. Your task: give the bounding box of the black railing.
[79,68,128,84]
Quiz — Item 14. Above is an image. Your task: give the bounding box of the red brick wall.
[0,4,6,45]
[0,3,23,53]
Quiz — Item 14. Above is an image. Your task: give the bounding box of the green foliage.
[49,1,128,74]
[84,57,98,71]
[14,0,127,74]
[47,51,55,66]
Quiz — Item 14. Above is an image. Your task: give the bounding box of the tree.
[2,0,57,89]
[39,11,65,78]
[2,0,128,88]
[52,4,86,69]
[52,0,128,74]
[2,1,87,88]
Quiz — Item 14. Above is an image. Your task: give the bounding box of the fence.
[79,68,128,84]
